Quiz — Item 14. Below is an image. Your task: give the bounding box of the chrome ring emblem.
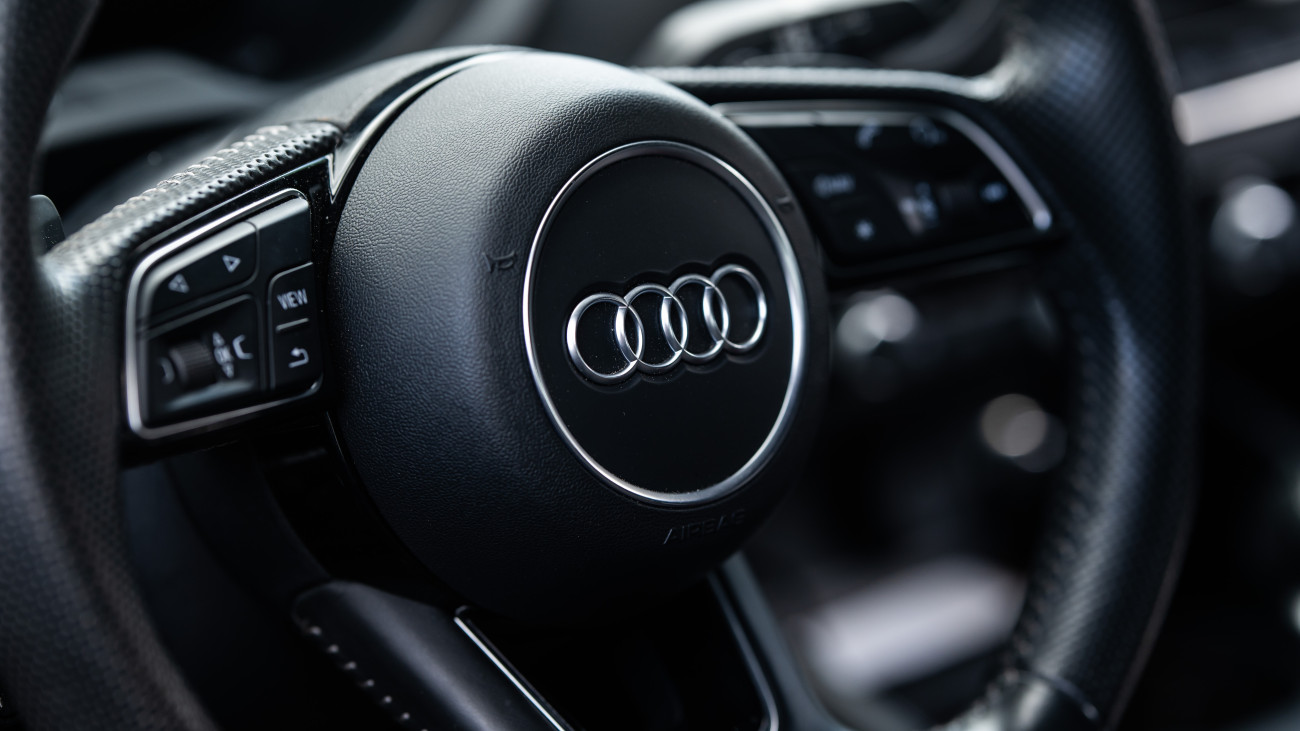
[565,264,768,384]
[712,264,768,353]
[523,140,808,505]
[618,283,688,374]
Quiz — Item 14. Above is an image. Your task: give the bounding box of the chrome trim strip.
[522,140,809,506]
[453,615,571,731]
[1173,58,1300,145]
[124,189,320,440]
[709,574,781,731]
[716,100,1054,232]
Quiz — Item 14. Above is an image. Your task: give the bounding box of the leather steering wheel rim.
[0,1,1196,730]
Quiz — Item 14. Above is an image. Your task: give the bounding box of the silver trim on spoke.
[453,615,571,731]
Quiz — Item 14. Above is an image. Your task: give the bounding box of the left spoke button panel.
[127,192,323,439]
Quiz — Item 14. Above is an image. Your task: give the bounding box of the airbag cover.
[329,52,826,619]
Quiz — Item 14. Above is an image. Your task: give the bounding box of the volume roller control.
[143,298,262,427]
[165,341,218,390]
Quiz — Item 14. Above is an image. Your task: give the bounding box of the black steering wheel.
[0,1,1196,729]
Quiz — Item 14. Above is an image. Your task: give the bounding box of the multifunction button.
[142,222,256,317]
[249,198,312,275]
[267,263,323,391]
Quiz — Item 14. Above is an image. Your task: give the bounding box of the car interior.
[1,0,1296,729]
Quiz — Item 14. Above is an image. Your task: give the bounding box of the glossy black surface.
[267,263,323,391]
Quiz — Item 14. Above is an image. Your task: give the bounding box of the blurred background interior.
[39,0,1300,729]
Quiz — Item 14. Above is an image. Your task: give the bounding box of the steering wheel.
[0,0,1196,729]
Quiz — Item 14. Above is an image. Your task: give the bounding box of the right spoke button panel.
[731,107,1051,266]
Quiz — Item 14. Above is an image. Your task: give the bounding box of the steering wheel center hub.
[525,141,805,504]
[327,52,824,618]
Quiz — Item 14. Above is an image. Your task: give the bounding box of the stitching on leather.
[295,614,429,730]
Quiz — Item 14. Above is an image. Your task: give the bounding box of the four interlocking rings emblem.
[566,264,768,384]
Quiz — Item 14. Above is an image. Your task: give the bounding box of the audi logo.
[565,264,768,384]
